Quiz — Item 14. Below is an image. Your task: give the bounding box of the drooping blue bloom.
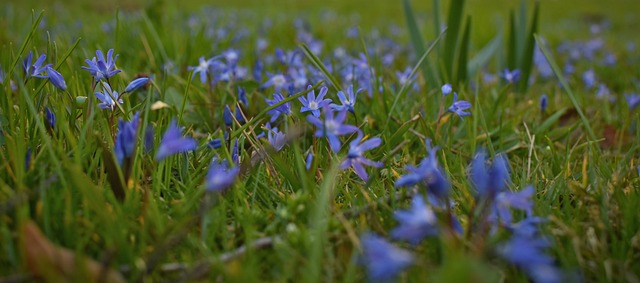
[94,83,123,110]
[441,83,452,95]
[205,157,240,192]
[469,150,511,199]
[306,106,359,153]
[305,151,313,171]
[447,93,472,118]
[390,195,439,245]
[330,84,360,113]
[395,139,451,199]
[489,186,535,226]
[46,67,67,91]
[360,233,413,282]
[223,105,233,127]
[155,119,198,160]
[44,107,56,130]
[82,49,121,81]
[237,86,248,106]
[625,93,640,110]
[265,93,291,122]
[299,85,332,117]
[540,95,548,112]
[188,56,218,84]
[22,52,51,79]
[340,131,383,181]
[501,68,521,84]
[114,112,140,165]
[124,77,149,93]
[234,105,246,125]
[265,123,286,151]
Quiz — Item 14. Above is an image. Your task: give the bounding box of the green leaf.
[403,0,438,87]
[468,32,502,78]
[456,16,471,83]
[443,0,465,81]
[517,1,540,92]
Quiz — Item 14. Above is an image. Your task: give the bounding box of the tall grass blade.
[443,0,465,81]
[403,0,438,87]
[517,1,540,92]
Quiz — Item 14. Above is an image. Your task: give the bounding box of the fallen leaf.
[20,221,125,283]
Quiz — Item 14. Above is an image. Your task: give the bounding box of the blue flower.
[237,87,248,106]
[582,69,596,89]
[44,107,56,130]
[46,67,67,91]
[223,105,233,127]
[234,105,246,125]
[299,85,332,117]
[447,93,472,118]
[540,95,548,112]
[262,73,288,91]
[265,93,291,122]
[330,84,360,113]
[625,93,640,110]
[305,151,313,171]
[395,139,451,199]
[187,56,218,84]
[441,83,452,95]
[469,150,510,199]
[498,233,563,283]
[501,68,521,84]
[306,107,359,153]
[205,157,240,192]
[360,233,413,282]
[22,52,51,79]
[207,138,223,149]
[124,77,149,93]
[265,123,286,151]
[340,131,383,181]
[489,186,535,226]
[94,83,123,111]
[155,119,198,160]
[115,112,140,165]
[82,49,121,81]
[390,195,439,245]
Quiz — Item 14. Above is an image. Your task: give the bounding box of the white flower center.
[309,101,319,110]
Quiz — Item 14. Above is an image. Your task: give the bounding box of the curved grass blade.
[300,44,341,92]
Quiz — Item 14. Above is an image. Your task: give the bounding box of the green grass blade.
[403,0,438,87]
[467,32,502,78]
[443,0,465,81]
[517,1,540,92]
[8,10,44,75]
[534,35,600,148]
[300,43,342,92]
[507,11,517,70]
[456,16,471,83]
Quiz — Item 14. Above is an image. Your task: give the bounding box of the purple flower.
[489,186,535,226]
[262,73,288,91]
[115,112,140,165]
[582,69,596,89]
[501,68,521,84]
[223,105,233,127]
[46,67,67,91]
[265,123,286,151]
[22,52,51,79]
[94,83,123,110]
[498,234,563,283]
[540,95,548,112]
[340,131,383,181]
[299,85,332,117]
[330,84,360,113]
[390,195,439,245]
[155,119,198,160]
[265,93,291,122]
[469,150,510,198]
[237,87,248,106]
[205,157,240,192]
[306,107,359,153]
[188,56,218,84]
[305,151,313,171]
[124,77,149,93]
[395,139,450,199]
[44,107,56,130]
[447,93,472,118]
[625,93,640,110]
[82,49,121,81]
[360,233,413,282]
[234,105,246,125]
[441,83,452,95]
